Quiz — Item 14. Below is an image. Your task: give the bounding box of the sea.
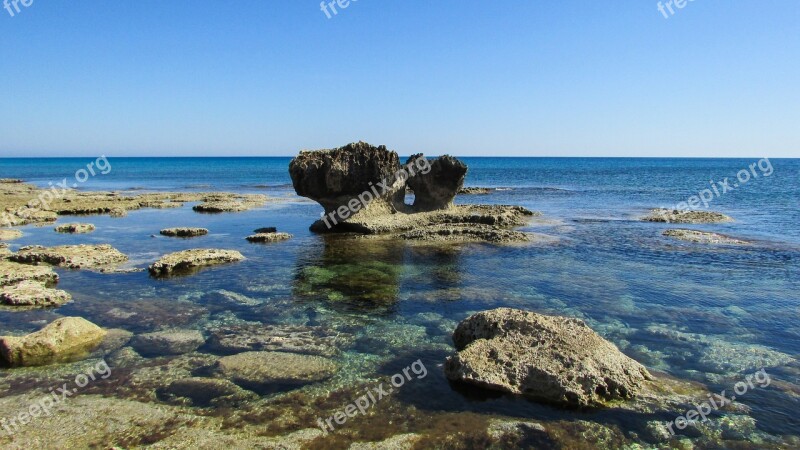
[0,157,798,446]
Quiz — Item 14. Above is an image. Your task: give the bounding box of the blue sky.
[1,1,798,157]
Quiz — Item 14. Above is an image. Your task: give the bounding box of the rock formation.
[444,308,651,408]
[149,249,245,277]
[405,154,466,211]
[0,317,107,366]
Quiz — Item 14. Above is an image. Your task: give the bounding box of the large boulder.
[289,141,406,215]
[405,154,466,211]
[444,308,651,408]
[0,317,107,366]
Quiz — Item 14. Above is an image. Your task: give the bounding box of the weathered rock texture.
[406,154,466,211]
[54,223,96,234]
[0,317,107,366]
[160,227,209,238]
[289,142,537,243]
[210,351,338,391]
[245,232,292,243]
[0,260,59,286]
[0,229,23,241]
[131,329,205,356]
[663,229,749,245]
[148,249,245,277]
[444,308,651,408]
[643,209,733,224]
[207,324,350,357]
[0,280,72,307]
[10,244,128,269]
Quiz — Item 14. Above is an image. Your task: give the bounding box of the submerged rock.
[54,223,96,234]
[131,329,205,357]
[0,280,72,307]
[210,351,338,391]
[160,227,209,238]
[0,317,107,367]
[663,229,750,245]
[148,249,245,277]
[206,324,350,357]
[245,232,292,243]
[444,308,652,408]
[0,260,59,286]
[158,377,258,407]
[643,209,733,224]
[0,229,23,241]
[349,434,422,450]
[10,244,128,269]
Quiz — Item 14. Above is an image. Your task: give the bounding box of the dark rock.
[253,227,277,234]
[406,154,466,211]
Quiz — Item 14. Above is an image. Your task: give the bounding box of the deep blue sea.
[1,157,798,447]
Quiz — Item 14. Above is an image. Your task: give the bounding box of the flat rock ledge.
[0,229,23,241]
[0,280,72,307]
[643,209,733,224]
[458,187,493,195]
[0,317,107,367]
[0,260,59,286]
[444,308,652,408]
[160,227,209,238]
[54,223,96,234]
[663,229,750,245]
[148,249,245,277]
[131,329,205,356]
[245,232,292,243]
[10,244,128,269]
[210,351,338,391]
[192,195,267,213]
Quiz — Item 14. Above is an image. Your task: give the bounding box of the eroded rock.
[444,308,652,408]
[10,244,128,269]
[210,351,338,391]
[0,260,59,286]
[0,317,107,366]
[406,154,466,211]
[160,227,209,238]
[206,324,350,357]
[131,329,205,356]
[0,280,71,307]
[245,232,292,243]
[663,229,749,245]
[643,209,733,224]
[0,229,23,241]
[54,223,96,234]
[148,249,245,277]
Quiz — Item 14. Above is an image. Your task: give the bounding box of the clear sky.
[1,1,798,157]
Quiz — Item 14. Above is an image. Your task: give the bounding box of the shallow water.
[1,157,798,447]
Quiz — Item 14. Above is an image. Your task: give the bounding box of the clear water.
[1,157,798,445]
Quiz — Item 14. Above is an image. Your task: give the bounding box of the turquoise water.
[1,157,798,446]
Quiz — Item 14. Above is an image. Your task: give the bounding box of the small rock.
[131,329,205,356]
[458,187,493,195]
[253,227,277,234]
[245,232,292,243]
[643,209,733,224]
[0,317,107,367]
[109,207,128,218]
[193,201,250,213]
[54,223,96,234]
[0,280,72,307]
[148,249,245,277]
[160,227,209,238]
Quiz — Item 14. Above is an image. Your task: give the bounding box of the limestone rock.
[643,209,733,224]
[663,229,749,245]
[10,244,128,269]
[131,329,205,357]
[444,308,651,408]
[0,260,59,286]
[160,227,209,238]
[0,280,72,307]
[0,317,107,366]
[54,223,96,234]
[0,229,23,241]
[211,351,337,391]
[206,324,349,357]
[158,377,258,407]
[246,232,292,243]
[148,249,244,277]
[406,154,467,211]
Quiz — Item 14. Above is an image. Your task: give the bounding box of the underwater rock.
[0,317,107,367]
[349,433,422,450]
[158,377,258,407]
[405,154,466,211]
[160,227,209,237]
[54,222,96,234]
[663,229,749,245]
[444,308,652,408]
[148,249,245,277]
[206,324,350,357]
[0,229,23,241]
[80,300,209,333]
[0,260,59,286]
[0,280,72,307]
[210,351,338,391]
[486,420,552,448]
[131,329,205,357]
[246,232,292,243]
[10,244,129,269]
[643,209,733,224]
[106,346,145,368]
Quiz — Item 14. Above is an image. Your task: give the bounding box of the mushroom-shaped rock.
[406,154,467,211]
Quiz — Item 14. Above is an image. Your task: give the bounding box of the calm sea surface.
[1,157,798,444]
